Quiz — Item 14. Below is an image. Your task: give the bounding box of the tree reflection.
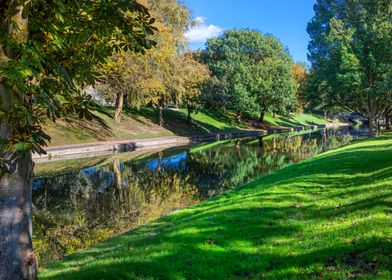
[33,163,198,266]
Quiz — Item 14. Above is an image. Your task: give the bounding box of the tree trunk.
[368,113,377,137]
[259,111,265,123]
[386,114,391,130]
[0,152,37,280]
[158,99,164,127]
[235,140,241,149]
[1,85,37,280]
[236,112,242,123]
[323,110,328,120]
[0,2,37,279]
[322,129,327,143]
[123,93,129,109]
[114,92,124,124]
[113,159,122,190]
[187,104,192,124]
[113,159,122,196]
[258,137,264,148]
[273,112,277,119]
[157,152,163,172]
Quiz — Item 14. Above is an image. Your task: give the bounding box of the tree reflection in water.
[32,127,367,265]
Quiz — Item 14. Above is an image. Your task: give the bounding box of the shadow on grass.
[263,113,324,128]
[276,116,306,127]
[127,108,207,136]
[41,137,392,279]
[55,117,114,141]
[127,108,248,136]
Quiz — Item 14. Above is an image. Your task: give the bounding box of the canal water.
[32,127,368,265]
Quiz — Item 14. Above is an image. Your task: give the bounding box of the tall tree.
[252,35,297,122]
[0,1,155,279]
[95,51,148,123]
[142,22,177,126]
[172,52,210,123]
[292,62,307,112]
[308,0,392,136]
[96,0,190,127]
[139,0,189,127]
[202,30,296,122]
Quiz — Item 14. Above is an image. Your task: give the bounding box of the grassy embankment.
[40,133,392,279]
[44,107,330,146]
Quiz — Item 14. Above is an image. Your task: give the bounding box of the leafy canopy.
[95,0,190,111]
[307,0,392,120]
[171,52,210,111]
[0,0,156,154]
[202,29,296,117]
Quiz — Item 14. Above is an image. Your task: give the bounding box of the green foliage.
[171,52,210,116]
[95,51,149,110]
[94,0,191,120]
[308,0,392,132]
[0,0,156,154]
[302,70,338,116]
[202,29,296,118]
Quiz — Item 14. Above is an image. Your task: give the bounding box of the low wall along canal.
[33,123,351,163]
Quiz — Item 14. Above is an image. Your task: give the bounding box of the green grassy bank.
[44,107,330,146]
[40,134,392,279]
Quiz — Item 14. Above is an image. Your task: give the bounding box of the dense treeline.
[95,0,210,125]
[95,1,301,126]
[94,0,392,136]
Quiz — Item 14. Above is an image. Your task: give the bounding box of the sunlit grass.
[40,135,392,279]
[263,113,328,127]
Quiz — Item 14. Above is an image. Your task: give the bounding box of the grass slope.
[40,134,392,279]
[264,113,329,127]
[44,107,329,146]
[43,108,199,146]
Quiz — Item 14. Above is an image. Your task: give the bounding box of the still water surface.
[33,127,368,265]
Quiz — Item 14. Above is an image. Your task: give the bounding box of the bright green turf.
[40,133,392,279]
[262,113,328,127]
[176,108,249,131]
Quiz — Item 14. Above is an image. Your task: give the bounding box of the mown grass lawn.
[43,106,333,146]
[40,134,392,279]
[43,107,249,146]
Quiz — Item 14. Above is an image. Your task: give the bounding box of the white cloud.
[184,17,222,44]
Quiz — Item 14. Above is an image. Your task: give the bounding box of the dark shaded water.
[32,127,368,265]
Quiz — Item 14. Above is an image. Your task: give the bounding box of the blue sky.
[183,0,316,63]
